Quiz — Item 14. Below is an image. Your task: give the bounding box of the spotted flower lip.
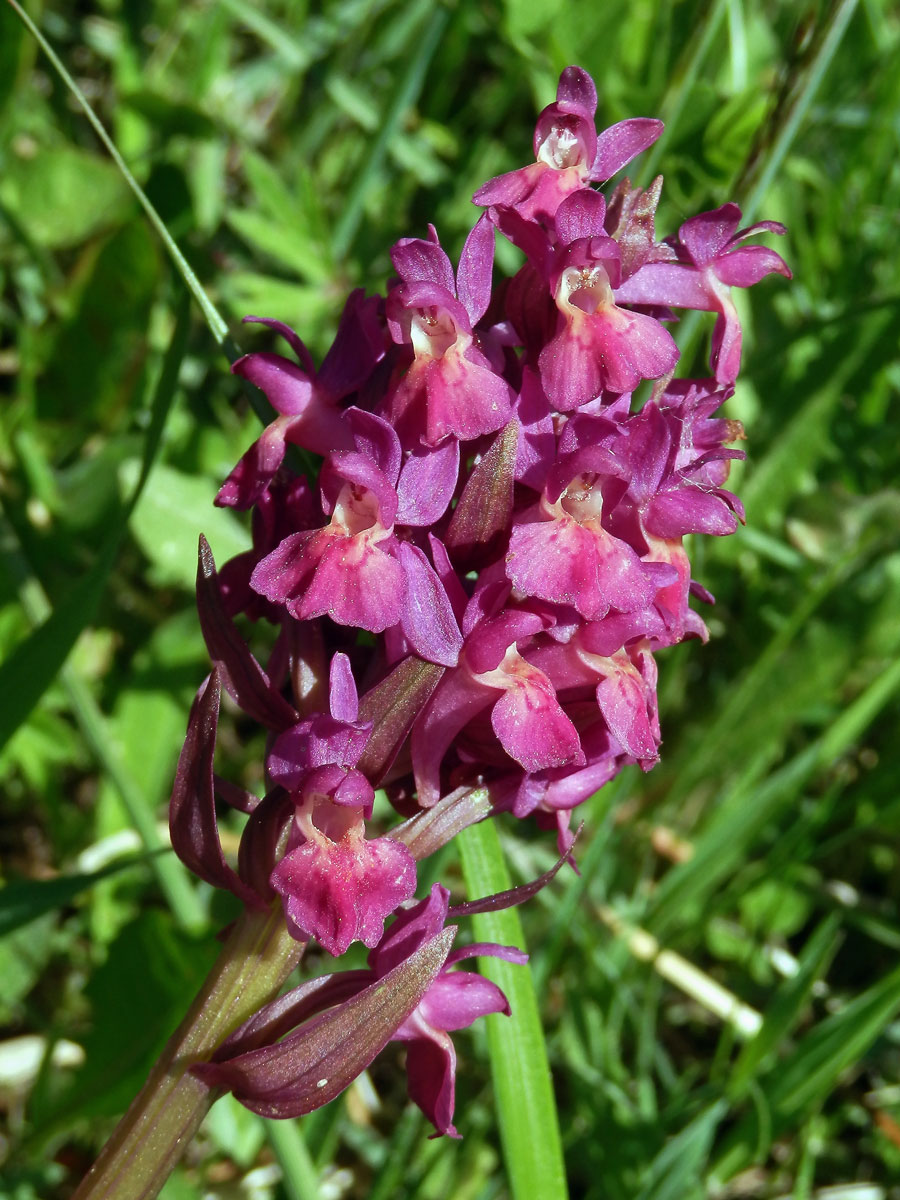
[271,801,417,956]
[506,460,657,621]
[264,655,418,956]
[538,190,680,406]
[249,433,462,664]
[410,609,585,808]
[249,448,405,633]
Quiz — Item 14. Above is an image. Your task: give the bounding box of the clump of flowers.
[171,66,790,1139]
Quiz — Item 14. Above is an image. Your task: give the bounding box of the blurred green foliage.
[1,0,899,1197]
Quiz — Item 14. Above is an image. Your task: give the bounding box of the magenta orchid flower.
[383,217,515,448]
[149,63,790,1165]
[410,604,586,808]
[249,415,462,665]
[538,189,679,406]
[217,291,385,509]
[614,203,791,383]
[371,884,527,1138]
[506,444,658,621]
[474,65,663,224]
[267,654,419,956]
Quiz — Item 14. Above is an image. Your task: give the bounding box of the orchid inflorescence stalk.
[99,63,791,1175]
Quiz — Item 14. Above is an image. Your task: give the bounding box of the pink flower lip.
[271,801,417,957]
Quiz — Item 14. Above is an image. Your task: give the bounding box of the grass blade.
[0,294,190,755]
[714,961,900,1181]
[738,0,860,221]
[647,655,900,938]
[5,0,231,350]
[265,1119,320,1200]
[636,1099,727,1200]
[457,819,568,1200]
[331,0,450,259]
[0,299,205,930]
[0,857,153,937]
[641,0,728,179]
[727,914,842,1099]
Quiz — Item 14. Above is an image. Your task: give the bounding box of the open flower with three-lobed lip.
[266,653,419,957]
[614,203,791,383]
[383,217,515,449]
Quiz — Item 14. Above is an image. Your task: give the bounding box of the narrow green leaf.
[264,1120,321,1200]
[647,655,900,937]
[727,914,842,1099]
[636,1100,727,1200]
[772,963,900,1115]
[0,295,190,754]
[659,549,855,814]
[0,522,117,755]
[714,962,900,1181]
[742,311,894,528]
[218,0,312,70]
[641,0,728,179]
[0,1,25,117]
[0,297,204,930]
[458,819,568,1200]
[367,1105,423,1200]
[331,0,450,258]
[738,0,860,221]
[0,857,151,937]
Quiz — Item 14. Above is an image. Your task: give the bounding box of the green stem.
[265,1119,321,1200]
[458,820,568,1200]
[72,906,304,1200]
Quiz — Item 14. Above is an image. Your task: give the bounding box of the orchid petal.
[169,670,263,908]
[196,536,298,731]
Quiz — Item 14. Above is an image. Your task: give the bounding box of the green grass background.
[1,0,899,1197]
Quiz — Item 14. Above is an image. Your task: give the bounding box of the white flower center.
[558,265,613,316]
[332,483,392,540]
[537,121,587,171]
[410,307,459,359]
[560,472,604,524]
